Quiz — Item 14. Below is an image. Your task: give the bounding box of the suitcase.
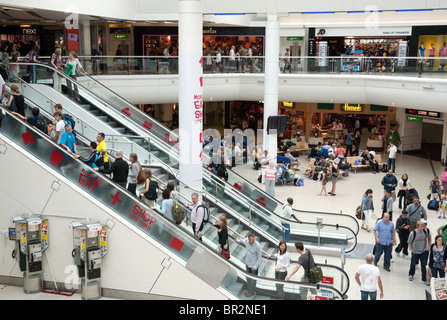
[406,189,418,206]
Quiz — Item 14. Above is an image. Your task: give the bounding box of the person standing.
[96,149,129,189]
[395,210,411,259]
[408,220,431,284]
[346,131,353,156]
[59,124,77,155]
[267,240,290,299]
[373,213,395,272]
[355,253,384,300]
[96,132,109,170]
[360,189,375,232]
[27,45,40,83]
[3,84,25,117]
[236,233,262,297]
[281,198,303,242]
[151,188,174,223]
[381,169,398,202]
[387,142,398,173]
[65,51,87,101]
[211,215,229,259]
[184,192,206,241]
[127,153,141,196]
[264,160,277,197]
[429,235,447,278]
[50,48,63,91]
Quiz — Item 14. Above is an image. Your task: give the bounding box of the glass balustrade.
[28,55,447,77]
[0,109,345,300]
[1,63,359,252]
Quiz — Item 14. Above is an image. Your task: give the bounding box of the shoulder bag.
[307,250,323,284]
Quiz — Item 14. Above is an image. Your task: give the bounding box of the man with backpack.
[406,196,427,232]
[184,192,209,242]
[408,220,431,285]
[75,141,103,169]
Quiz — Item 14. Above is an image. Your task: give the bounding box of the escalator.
[0,105,348,300]
[3,63,358,254]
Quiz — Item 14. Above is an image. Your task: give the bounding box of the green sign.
[287,37,303,41]
[114,35,129,39]
[407,116,422,122]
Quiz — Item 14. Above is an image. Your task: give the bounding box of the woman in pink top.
[335,143,346,159]
[264,160,278,197]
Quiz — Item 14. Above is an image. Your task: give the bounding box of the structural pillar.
[178,0,203,198]
[263,15,280,159]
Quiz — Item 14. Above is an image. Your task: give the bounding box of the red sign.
[66,28,79,51]
[321,276,334,285]
[78,168,102,192]
[129,204,157,231]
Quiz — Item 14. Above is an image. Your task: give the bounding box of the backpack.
[411,229,429,244]
[197,204,210,223]
[442,171,447,184]
[34,116,47,133]
[145,180,159,200]
[61,114,75,131]
[94,151,105,168]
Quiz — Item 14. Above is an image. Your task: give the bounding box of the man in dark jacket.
[395,210,410,258]
[381,169,398,201]
[96,149,129,188]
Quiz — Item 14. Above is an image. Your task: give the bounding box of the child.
[318,167,328,196]
[439,194,447,219]
[1,92,10,106]
[430,176,442,206]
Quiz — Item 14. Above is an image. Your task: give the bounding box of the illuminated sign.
[282,102,294,108]
[114,35,129,39]
[405,108,440,118]
[341,103,363,112]
[407,116,422,122]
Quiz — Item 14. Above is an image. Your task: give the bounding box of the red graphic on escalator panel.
[50,150,64,166]
[21,131,35,145]
[170,236,184,252]
[121,108,131,117]
[129,204,157,231]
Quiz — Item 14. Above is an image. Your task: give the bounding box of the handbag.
[356,206,365,220]
[221,240,230,259]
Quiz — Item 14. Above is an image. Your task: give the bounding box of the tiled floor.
[231,149,445,300]
[1,148,444,301]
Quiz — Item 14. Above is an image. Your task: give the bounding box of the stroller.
[405,188,419,207]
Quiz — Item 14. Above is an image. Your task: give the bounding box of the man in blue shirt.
[60,124,77,155]
[373,213,395,272]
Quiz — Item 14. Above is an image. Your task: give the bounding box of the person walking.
[127,153,141,196]
[406,196,427,232]
[355,253,384,300]
[373,213,395,272]
[429,235,447,278]
[267,240,290,299]
[382,190,394,221]
[408,220,431,285]
[395,210,411,259]
[360,189,374,232]
[236,233,262,297]
[398,174,413,210]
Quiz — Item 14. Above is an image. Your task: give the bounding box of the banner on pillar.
[66,28,79,51]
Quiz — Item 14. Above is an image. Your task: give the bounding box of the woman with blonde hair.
[127,153,141,196]
[139,168,158,207]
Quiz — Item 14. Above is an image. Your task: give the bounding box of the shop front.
[410,25,447,72]
[133,26,265,73]
[307,27,411,72]
[278,102,396,151]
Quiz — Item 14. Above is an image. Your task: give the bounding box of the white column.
[263,15,280,159]
[178,0,203,198]
[442,113,447,166]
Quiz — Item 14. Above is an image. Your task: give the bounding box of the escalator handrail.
[0,108,345,299]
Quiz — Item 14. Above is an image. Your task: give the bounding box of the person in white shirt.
[355,253,384,300]
[387,142,398,173]
[267,240,290,299]
[281,198,303,242]
[229,46,236,72]
[53,111,66,144]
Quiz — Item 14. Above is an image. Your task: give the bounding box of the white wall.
[93,74,447,113]
[0,135,227,299]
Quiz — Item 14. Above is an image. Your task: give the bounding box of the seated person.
[284,149,300,169]
[286,164,301,185]
[308,142,322,159]
[361,149,379,173]
[306,156,325,179]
